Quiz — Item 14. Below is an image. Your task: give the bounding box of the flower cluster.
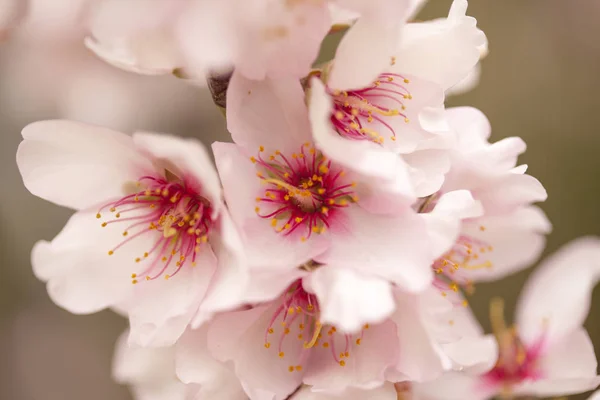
[14,1,600,399]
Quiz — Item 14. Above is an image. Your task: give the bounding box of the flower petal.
[305,266,395,333]
[516,237,600,348]
[303,319,399,393]
[207,305,303,400]
[514,329,600,398]
[17,120,152,210]
[227,74,311,154]
[315,206,433,292]
[393,0,486,91]
[126,247,218,347]
[291,383,396,400]
[32,209,149,314]
[176,327,247,400]
[132,132,223,218]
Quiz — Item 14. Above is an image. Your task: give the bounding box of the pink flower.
[217,75,442,330]
[413,237,600,399]
[177,283,492,399]
[309,0,486,198]
[17,120,247,346]
[425,107,550,290]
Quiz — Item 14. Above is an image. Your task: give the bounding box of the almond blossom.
[424,106,550,296]
[16,120,247,346]
[412,237,600,400]
[216,73,450,332]
[174,282,495,400]
[309,0,486,198]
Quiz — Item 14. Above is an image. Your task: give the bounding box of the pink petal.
[207,305,303,400]
[17,120,152,210]
[514,329,600,398]
[291,383,396,400]
[516,237,600,348]
[227,74,311,154]
[303,319,399,392]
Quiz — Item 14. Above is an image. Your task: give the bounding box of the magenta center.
[252,143,357,241]
[97,174,213,283]
[328,73,412,144]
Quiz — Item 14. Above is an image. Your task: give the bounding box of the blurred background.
[0,1,599,399]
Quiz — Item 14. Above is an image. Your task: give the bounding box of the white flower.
[427,107,550,289]
[413,237,600,399]
[309,0,486,197]
[17,120,247,346]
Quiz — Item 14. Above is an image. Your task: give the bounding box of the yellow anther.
[271,219,278,227]
[96,213,101,219]
[339,360,346,367]
[319,165,329,174]
[288,366,294,372]
[404,78,410,84]
[132,280,138,284]
[108,250,114,256]
[165,275,170,280]
[264,342,271,349]
[268,328,274,334]
[101,222,108,227]
[135,258,141,263]
[295,365,302,371]
[122,231,128,237]
[259,146,265,152]
[284,328,290,334]
[295,217,303,223]
[255,207,260,213]
[322,342,329,348]
[356,338,361,345]
[278,352,285,358]
[321,207,329,214]
[363,324,369,329]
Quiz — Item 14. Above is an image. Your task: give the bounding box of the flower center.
[328,73,412,144]
[482,299,542,393]
[432,232,494,304]
[263,280,368,372]
[96,173,213,283]
[251,143,357,241]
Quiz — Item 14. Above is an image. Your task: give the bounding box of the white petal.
[17,120,152,210]
[132,132,223,218]
[127,248,218,347]
[291,383,396,400]
[227,74,311,154]
[176,327,247,400]
[412,372,490,400]
[315,206,433,292]
[394,3,485,91]
[306,266,395,333]
[516,237,600,348]
[442,334,498,374]
[404,149,451,197]
[457,207,550,282]
[421,190,483,258]
[193,208,249,326]
[32,209,149,314]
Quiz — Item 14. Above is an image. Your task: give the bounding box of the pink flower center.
[263,280,368,372]
[482,300,544,393]
[432,232,494,305]
[251,143,357,241]
[96,174,213,283]
[328,73,412,144]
